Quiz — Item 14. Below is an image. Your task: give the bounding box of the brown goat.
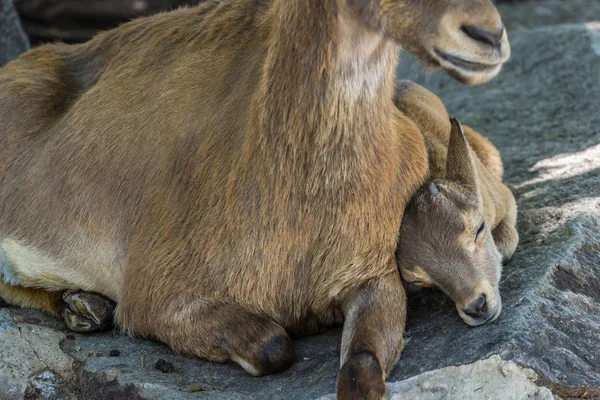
[0,1,509,398]
[394,81,518,327]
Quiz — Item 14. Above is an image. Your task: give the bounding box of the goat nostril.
[474,294,487,314]
[462,294,488,319]
[461,25,504,47]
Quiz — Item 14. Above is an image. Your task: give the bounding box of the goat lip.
[484,306,502,323]
[461,305,502,327]
[433,48,500,72]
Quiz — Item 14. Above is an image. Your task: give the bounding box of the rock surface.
[1,13,600,400]
[320,356,555,400]
[495,0,600,31]
[0,0,29,67]
[0,307,560,400]
[0,309,74,399]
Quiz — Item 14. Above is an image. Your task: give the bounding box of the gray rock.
[319,356,556,400]
[0,0,29,67]
[1,22,599,400]
[495,0,600,31]
[0,309,74,400]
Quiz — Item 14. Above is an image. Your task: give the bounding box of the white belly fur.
[0,238,121,301]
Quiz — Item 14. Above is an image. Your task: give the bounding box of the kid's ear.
[446,117,481,200]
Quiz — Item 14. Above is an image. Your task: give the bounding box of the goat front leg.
[0,281,115,332]
[336,264,406,400]
[493,219,519,263]
[493,195,519,264]
[118,298,295,376]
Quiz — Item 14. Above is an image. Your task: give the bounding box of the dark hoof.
[62,290,115,333]
[235,334,295,376]
[337,352,386,400]
[256,334,294,375]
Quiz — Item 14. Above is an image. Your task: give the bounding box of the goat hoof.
[232,333,295,376]
[337,351,386,400]
[62,290,115,332]
[255,334,295,375]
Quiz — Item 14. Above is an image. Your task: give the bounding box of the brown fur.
[394,81,518,326]
[0,1,508,398]
[0,280,64,316]
[394,81,504,180]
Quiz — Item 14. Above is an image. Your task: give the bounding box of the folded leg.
[336,265,406,400]
[118,299,295,376]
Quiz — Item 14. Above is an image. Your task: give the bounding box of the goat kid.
[394,81,518,327]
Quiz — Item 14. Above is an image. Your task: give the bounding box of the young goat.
[394,81,518,327]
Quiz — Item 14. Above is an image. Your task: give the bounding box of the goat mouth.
[459,303,502,327]
[433,48,501,73]
[484,305,502,323]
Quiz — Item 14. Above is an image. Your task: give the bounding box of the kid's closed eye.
[475,222,485,240]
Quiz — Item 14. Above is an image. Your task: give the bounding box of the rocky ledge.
[1,19,599,400]
[0,0,29,67]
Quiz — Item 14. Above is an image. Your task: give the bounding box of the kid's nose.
[462,294,488,319]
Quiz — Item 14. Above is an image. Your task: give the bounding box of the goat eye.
[475,222,485,241]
